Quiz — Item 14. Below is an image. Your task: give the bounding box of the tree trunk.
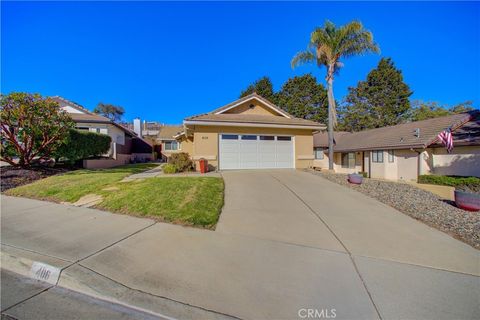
[326,75,336,170]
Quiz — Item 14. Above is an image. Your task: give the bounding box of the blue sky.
[2,1,479,123]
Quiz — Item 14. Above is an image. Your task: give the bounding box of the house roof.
[50,96,92,114]
[157,125,183,140]
[314,131,351,148]
[68,112,113,124]
[184,93,324,129]
[51,96,139,137]
[314,111,479,152]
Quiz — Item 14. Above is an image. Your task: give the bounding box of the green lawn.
[6,163,224,228]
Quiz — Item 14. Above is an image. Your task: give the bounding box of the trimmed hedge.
[55,129,112,164]
[418,175,480,192]
[168,152,193,172]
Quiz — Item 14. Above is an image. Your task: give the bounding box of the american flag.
[437,128,453,153]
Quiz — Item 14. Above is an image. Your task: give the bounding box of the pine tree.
[239,76,276,103]
[276,74,328,123]
[340,58,413,131]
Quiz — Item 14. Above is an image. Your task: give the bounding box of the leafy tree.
[276,74,328,123]
[240,76,277,103]
[449,101,475,114]
[409,100,475,121]
[93,102,125,122]
[339,58,413,131]
[0,92,74,167]
[292,20,380,169]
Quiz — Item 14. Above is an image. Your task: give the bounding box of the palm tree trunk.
[326,76,336,170]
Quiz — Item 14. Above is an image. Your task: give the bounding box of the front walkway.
[1,170,479,319]
[122,165,220,181]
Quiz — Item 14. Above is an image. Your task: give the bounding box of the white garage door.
[219,134,294,170]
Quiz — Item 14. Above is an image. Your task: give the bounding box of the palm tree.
[291,20,380,170]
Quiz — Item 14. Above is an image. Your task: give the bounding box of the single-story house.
[51,96,152,167]
[153,125,184,161]
[176,93,325,171]
[313,111,480,181]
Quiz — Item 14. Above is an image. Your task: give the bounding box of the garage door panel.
[257,140,276,168]
[219,134,293,169]
[239,140,258,169]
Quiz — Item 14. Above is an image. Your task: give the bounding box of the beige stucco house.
[313,111,480,181]
[176,94,325,171]
[153,125,184,161]
[51,96,152,167]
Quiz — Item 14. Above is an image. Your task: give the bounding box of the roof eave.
[184,120,324,130]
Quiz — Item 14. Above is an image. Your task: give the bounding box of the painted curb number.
[30,262,61,284]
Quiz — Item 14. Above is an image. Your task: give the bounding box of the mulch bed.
[1,166,72,192]
[308,170,480,249]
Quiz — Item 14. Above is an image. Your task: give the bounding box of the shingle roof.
[314,111,479,151]
[185,93,324,129]
[51,96,138,137]
[186,113,323,127]
[50,96,92,114]
[157,125,183,140]
[68,112,112,123]
[314,131,351,148]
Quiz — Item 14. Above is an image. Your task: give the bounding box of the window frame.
[164,140,179,151]
[221,134,238,140]
[314,148,324,160]
[341,152,356,168]
[372,150,384,163]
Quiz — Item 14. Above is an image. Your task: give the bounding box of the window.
[221,134,238,140]
[314,148,324,160]
[277,136,292,141]
[259,136,274,141]
[372,150,384,163]
[77,127,89,131]
[388,150,394,163]
[341,153,356,168]
[241,135,257,140]
[164,141,179,151]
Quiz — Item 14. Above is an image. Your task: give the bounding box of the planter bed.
[0,166,72,192]
[308,170,480,249]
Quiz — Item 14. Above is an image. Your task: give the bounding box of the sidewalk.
[2,195,479,319]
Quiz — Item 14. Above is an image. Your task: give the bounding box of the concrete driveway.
[2,170,479,320]
[218,170,479,275]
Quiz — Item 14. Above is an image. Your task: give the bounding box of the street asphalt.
[1,170,479,319]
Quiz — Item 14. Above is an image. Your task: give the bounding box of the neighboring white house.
[313,111,480,181]
[51,96,152,167]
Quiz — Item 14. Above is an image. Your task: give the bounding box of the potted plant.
[454,189,480,212]
[348,172,363,184]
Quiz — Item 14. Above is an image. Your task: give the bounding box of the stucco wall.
[223,101,280,116]
[431,146,480,177]
[186,125,315,171]
[83,154,131,169]
[395,149,418,181]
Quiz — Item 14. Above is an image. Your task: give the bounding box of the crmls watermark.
[298,308,337,319]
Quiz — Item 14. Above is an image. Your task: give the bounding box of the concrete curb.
[1,247,236,320]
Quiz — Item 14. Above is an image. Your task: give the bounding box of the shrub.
[162,163,177,174]
[168,152,193,172]
[55,129,111,164]
[0,92,75,167]
[418,175,480,192]
[358,171,368,178]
